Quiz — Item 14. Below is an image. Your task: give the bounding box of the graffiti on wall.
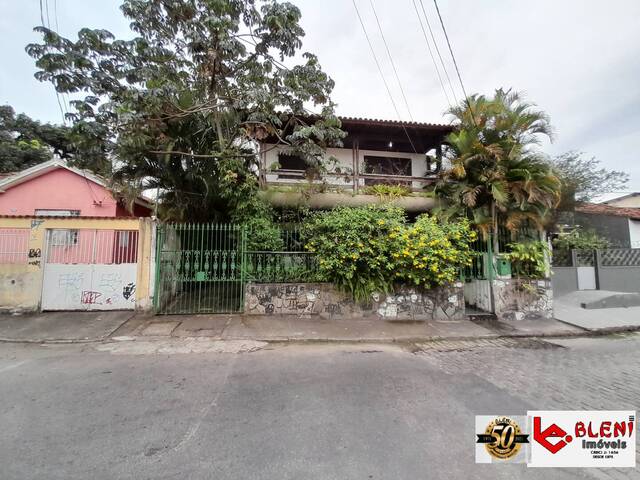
[246,284,320,316]
[245,283,465,321]
[28,248,41,267]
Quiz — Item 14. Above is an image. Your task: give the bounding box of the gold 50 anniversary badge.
[477,416,530,460]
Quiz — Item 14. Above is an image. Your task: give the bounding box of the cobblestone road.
[414,333,640,479]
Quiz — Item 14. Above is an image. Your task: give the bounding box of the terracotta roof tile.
[575,202,640,220]
[338,116,452,130]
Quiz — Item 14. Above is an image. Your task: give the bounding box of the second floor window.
[277,153,307,179]
[363,156,411,185]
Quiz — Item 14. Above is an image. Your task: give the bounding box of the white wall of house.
[262,144,428,190]
[606,195,640,208]
[629,219,640,248]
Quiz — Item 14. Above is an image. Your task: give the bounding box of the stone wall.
[244,282,465,321]
[464,278,553,321]
[494,278,553,320]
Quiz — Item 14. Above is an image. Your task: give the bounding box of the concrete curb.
[0,337,107,344]
[2,324,638,346]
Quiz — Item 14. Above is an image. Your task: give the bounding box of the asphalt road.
[0,334,639,480]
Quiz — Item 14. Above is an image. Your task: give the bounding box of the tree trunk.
[491,200,499,254]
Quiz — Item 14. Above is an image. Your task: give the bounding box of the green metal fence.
[244,224,323,283]
[154,223,322,314]
[154,223,247,314]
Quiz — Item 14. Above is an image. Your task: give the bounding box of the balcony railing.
[262,169,438,193]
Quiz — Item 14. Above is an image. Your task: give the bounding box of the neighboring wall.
[573,212,631,248]
[598,267,640,293]
[0,168,119,217]
[629,219,640,248]
[551,268,579,297]
[0,216,154,312]
[606,195,640,208]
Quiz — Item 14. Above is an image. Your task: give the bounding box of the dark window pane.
[277,154,307,179]
[363,156,411,186]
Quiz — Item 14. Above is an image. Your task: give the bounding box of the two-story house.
[257,116,453,212]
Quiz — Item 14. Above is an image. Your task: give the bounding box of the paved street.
[0,334,638,479]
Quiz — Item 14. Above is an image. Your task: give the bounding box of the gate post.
[487,233,496,314]
[594,249,602,290]
[153,225,164,313]
[239,224,247,313]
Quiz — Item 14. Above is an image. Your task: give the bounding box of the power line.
[432,0,477,125]
[410,0,452,108]
[351,0,418,153]
[417,0,458,103]
[39,0,67,124]
[367,0,414,121]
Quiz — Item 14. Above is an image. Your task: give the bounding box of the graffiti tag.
[81,291,102,305]
[122,282,136,300]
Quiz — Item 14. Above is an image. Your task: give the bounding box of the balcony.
[257,116,453,211]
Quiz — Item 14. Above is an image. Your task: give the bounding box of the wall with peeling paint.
[0,216,154,312]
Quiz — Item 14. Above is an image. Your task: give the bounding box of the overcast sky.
[1,0,639,195]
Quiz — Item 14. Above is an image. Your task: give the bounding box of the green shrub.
[553,228,609,251]
[362,184,412,198]
[504,241,550,279]
[230,196,284,251]
[302,206,476,300]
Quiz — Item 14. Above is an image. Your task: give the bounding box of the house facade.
[603,192,640,208]
[257,116,453,212]
[573,203,640,248]
[0,160,152,218]
[0,160,154,312]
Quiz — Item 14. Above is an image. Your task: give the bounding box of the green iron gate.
[154,224,247,314]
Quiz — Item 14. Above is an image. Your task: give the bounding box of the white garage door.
[41,229,139,311]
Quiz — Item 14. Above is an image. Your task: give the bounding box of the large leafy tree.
[0,105,81,173]
[436,89,561,248]
[550,151,628,209]
[27,0,344,221]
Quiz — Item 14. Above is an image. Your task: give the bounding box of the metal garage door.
[41,229,139,311]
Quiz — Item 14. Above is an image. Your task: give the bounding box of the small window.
[35,209,80,217]
[277,153,307,179]
[363,156,411,186]
[50,229,79,246]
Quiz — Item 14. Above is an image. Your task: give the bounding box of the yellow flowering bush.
[302,206,477,300]
[388,215,476,288]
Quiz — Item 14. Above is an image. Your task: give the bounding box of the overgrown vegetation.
[504,241,550,279]
[362,184,412,198]
[302,206,476,300]
[436,89,561,246]
[27,0,345,221]
[553,228,609,251]
[0,106,107,173]
[550,151,629,207]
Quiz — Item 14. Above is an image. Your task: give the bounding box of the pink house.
[0,160,153,217]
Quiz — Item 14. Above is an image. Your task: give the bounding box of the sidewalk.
[2,308,636,345]
[118,312,589,344]
[0,311,134,343]
[553,290,640,331]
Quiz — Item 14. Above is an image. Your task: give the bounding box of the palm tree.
[436,89,561,251]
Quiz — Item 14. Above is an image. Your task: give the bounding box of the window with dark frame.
[277,153,308,180]
[363,156,412,186]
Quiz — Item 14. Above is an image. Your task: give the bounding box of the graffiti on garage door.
[41,229,139,310]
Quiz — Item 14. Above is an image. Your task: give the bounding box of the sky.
[1,0,639,197]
